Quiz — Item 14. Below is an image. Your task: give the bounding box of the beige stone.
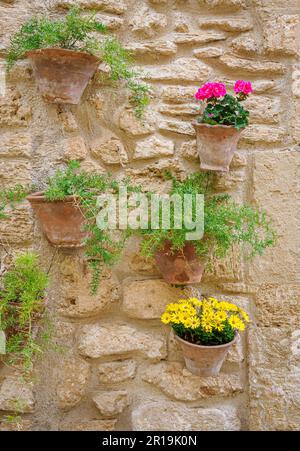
[161,86,197,104]
[58,257,119,318]
[220,54,286,74]
[78,323,167,360]
[179,140,198,161]
[132,402,241,431]
[199,0,245,8]
[159,103,198,117]
[0,419,32,432]
[249,151,299,284]
[159,120,195,136]
[143,58,212,83]
[173,13,189,33]
[93,390,130,417]
[245,96,281,124]
[1,131,32,158]
[255,284,300,327]
[193,47,224,58]
[262,15,299,56]
[231,34,259,55]
[90,137,128,165]
[125,41,177,57]
[56,356,90,410]
[0,204,34,244]
[94,14,124,31]
[98,360,137,384]
[133,135,174,160]
[0,376,35,413]
[119,109,156,136]
[130,7,167,38]
[0,88,31,126]
[123,279,185,319]
[63,136,87,161]
[54,0,127,14]
[241,125,286,144]
[142,362,243,401]
[0,161,31,187]
[248,325,300,430]
[199,18,253,32]
[173,31,227,45]
[58,110,78,132]
[60,420,117,431]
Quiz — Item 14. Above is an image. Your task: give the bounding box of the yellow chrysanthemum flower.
[161,312,172,324]
[214,311,227,322]
[240,309,250,323]
[228,315,245,331]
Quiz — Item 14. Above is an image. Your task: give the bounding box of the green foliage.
[0,185,30,219]
[139,172,276,266]
[6,7,150,116]
[199,94,249,130]
[101,37,151,117]
[0,253,48,372]
[173,320,235,346]
[44,161,136,294]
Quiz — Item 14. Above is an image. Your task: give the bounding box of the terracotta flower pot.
[155,241,204,285]
[193,122,243,172]
[175,334,237,376]
[27,192,87,248]
[27,48,100,104]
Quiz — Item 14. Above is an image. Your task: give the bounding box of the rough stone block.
[132,402,241,431]
[133,135,174,160]
[56,356,90,410]
[123,279,186,319]
[93,390,130,417]
[0,376,35,413]
[98,360,137,384]
[78,323,167,360]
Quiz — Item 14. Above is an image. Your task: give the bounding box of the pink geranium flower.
[234,80,253,95]
[195,82,227,101]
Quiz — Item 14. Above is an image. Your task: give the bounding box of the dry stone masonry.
[0,0,299,431]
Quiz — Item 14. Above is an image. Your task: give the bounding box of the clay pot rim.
[192,121,242,131]
[175,333,238,349]
[26,48,101,64]
[27,191,79,204]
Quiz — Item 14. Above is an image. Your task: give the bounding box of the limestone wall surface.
[0,0,299,431]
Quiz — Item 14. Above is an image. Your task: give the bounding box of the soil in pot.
[155,241,204,285]
[193,122,243,172]
[175,334,237,376]
[27,48,100,104]
[27,192,87,248]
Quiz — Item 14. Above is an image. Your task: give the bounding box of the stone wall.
[0,0,299,431]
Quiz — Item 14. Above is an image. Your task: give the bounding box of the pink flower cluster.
[234,80,253,95]
[195,82,227,101]
[195,80,253,101]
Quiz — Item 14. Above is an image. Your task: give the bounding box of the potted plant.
[161,296,249,376]
[0,252,48,373]
[6,7,150,113]
[0,161,135,294]
[193,80,253,171]
[139,172,276,285]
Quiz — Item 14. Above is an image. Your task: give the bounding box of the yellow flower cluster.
[161,296,249,334]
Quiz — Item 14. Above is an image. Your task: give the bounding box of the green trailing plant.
[139,172,276,266]
[0,252,49,372]
[6,6,150,117]
[0,161,138,295]
[40,161,137,294]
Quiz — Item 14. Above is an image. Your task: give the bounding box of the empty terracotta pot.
[27,48,100,104]
[175,334,237,376]
[155,241,204,285]
[27,192,87,248]
[193,122,243,172]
